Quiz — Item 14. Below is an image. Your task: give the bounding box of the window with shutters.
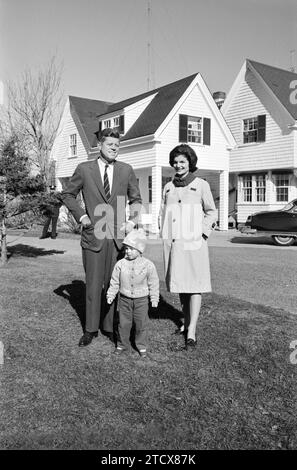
[69,133,77,157]
[243,115,266,143]
[179,114,211,145]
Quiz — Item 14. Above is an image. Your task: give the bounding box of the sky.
[1,0,297,106]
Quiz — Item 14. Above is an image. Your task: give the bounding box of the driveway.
[5,229,297,316]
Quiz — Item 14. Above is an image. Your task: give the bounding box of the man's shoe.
[186,338,197,349]
[78,331,98,347]
[39,235,47,239]
[51,235,57,239]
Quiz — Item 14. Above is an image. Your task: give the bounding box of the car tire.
[272,235,296,246]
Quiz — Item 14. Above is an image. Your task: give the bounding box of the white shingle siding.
[55,101,89,178]
[118,141,156,169]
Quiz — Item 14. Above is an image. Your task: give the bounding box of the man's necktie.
[104,164,111,200]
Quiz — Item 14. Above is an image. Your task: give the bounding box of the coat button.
[172,218,176,222]
[178,200,181,203]
[172,239,175,242]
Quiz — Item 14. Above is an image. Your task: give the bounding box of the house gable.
[155,73,236,148]
[222,60,296,130]
[54,98,94,178]
[222,60,295,173]
[154,75,235,171]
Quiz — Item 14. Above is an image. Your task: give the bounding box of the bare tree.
[7,56,64,189]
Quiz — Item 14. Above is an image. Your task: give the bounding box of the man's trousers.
[82,238,122,333]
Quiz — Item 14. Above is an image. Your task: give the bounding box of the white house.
[52,73,236,231]
[222,59,297,224]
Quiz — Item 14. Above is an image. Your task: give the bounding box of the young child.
[107,229,159,358]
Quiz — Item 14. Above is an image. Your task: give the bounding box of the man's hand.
[151,302,158,308]
[107,297,113,305]
[81,215,92,228]
[119,220,134,234]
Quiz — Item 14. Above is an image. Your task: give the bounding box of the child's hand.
[107,297,113,305]
[151,301,158,308]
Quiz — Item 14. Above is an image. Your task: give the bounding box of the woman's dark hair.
[169,144,198,172]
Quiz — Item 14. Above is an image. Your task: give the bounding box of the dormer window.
[104,119,111,128]
[99,115,125,135]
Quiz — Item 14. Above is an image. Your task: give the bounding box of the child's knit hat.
[123,228,147,253]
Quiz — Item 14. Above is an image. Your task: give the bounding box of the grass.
[0,242,297,450]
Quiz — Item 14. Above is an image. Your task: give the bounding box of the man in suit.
[61,128,142,347]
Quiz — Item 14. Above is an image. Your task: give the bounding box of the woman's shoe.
[174,325,187,335]
[186,338,197,349]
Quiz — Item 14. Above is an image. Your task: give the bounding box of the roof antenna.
[290,49,296,72]
[147,0,155,91]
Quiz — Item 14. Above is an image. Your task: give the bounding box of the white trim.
[120,134,160,148]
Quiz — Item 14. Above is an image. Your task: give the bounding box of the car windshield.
[281,201,297,211]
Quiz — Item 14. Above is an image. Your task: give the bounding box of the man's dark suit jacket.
[61,158,142,252]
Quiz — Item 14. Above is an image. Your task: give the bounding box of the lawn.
[0,240,297,450]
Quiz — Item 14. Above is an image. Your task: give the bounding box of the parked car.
[240,198,297,246]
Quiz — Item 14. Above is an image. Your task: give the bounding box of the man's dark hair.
[99,128,120,143]
[169,144,198,172]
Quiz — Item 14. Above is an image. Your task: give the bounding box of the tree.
[0,133,46,264]
[6,56,64,189]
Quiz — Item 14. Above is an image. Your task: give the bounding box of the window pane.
[187,116,202,143]
[243,117,258,143]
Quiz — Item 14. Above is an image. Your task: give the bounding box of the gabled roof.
[247,59,297,120]
[69,96,112,147]
[100,73,198,141]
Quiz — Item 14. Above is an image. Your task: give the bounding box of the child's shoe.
[113,347,126,356]
[139,349,147,358]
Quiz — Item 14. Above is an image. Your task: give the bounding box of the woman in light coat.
[159,144,217,349]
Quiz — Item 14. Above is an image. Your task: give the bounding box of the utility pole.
[290,50,296,73]
[147,0,155,91]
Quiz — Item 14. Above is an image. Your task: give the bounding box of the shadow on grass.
[7,244,65,259]
[149,294,183,329]
[54,280,86,331]
[53,280,183,333]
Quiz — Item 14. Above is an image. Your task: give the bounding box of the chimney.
[212,91,226,109]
